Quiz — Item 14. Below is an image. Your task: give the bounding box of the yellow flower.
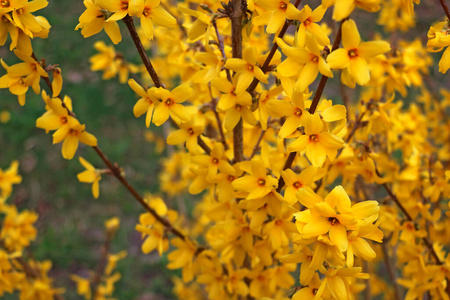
[427,21,450,73]
[0,160,22,200]
[76,0,122,44]
[96,0,140,21]
[232,158,278,200]
[11,0,49,37]
[36,91,75,132]
[332,0,381,21]
[224,47,268,93]
[167,116,204,154]
[151,84,192,126]
[288,112,344,167]
[266,89,309,139]
[0,205,38,251]
[293,4,330,46]
[70,275,92,300]
[52,119,97,160]
[212,75,256,131]
[178,5,211,41]
[105,250,127,275]
[327,19,391,86]
[253,0,302,34]
[77,157,102,199]
[133,0,177,40]
[280,166,318,205]
[277,34,333,92]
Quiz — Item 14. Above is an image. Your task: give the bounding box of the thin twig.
[381,238,402,300]
[208,83,229,150]
[212,20,232,82]
[275,20,344,192]
[197,135,212,155]
[438,0,450,20]
[34,52,192,243]
[93,146,188,240]
[375,168,442,265]
[230,0,245,163]
[246,0,303,93]
[123,15,162,88]
[91,230,112,297]
[15,257,66,300]
[250,120,269,159]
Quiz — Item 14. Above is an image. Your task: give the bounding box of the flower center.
[294,108,302,117]
[348,49,358,58]
[1,0,10,8]
[279,2,287,10]
[187,128,194,135]
[212,158,219,164]
[228,175,235,182]
[61,116,68,124]
[121,1,129,9]
[165,98,174,106]
[235,104,242,111]
[328,217,338,225]
[304,18,312,26]
[311,55,319,63]
[257,178,266,186]
[247,64,254,72]
[143,7,151,17]
[309,134,318,143]
[293,181,302,189]
[69,129,79,136]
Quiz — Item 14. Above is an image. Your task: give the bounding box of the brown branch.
[246,0,302,93]
[276,152,297,192]
[212,20,232,82]
[438,0,450,20]
[34,50,192,244]
[309,19,345,113]
[375,168,442,265]
[197,135,212,155]
[381,238,402,300]
[208,83,229,150]
[275,20,344,192]
[91,230,112,298]
[123,15,162,88]
[231,0,245,162]
[250,122,269,159]
[15,257,66,300]
[345,112,366,143]
[92,146,188,240]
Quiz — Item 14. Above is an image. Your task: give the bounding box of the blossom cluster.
[0,0,450,299]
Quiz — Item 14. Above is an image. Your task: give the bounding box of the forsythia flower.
[288,112,344,167]
[327,19,391,87]
[76,0,122,44]
[225,47,268,93]
[0,161,22,200]
[52,119,97,160]
[427,21,450,73]
[77,157,102,199]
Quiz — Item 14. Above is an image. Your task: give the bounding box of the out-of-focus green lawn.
[0,1,178,299]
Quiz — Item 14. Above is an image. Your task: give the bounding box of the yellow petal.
[62,135,79,159]
[357,41,390,59]
[348,56,369,85]
[329,224,348,252]
[327,48,349,69]
[342,19,360,50]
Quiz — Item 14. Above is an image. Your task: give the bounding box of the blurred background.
[0,0,447,299]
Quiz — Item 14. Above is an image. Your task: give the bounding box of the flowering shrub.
[1,0,450,299]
